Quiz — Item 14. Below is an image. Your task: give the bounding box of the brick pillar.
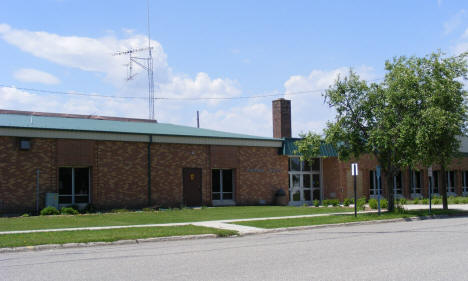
[272,98,292,138]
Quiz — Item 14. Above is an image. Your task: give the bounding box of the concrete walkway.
[2,205,467,236]
[0,210,376,236]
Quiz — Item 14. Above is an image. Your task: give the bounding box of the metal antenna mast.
[113,0,155,120]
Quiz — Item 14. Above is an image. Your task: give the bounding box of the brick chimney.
[272,98,291,138]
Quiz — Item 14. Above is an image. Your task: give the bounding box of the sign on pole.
[351,163,358,176]
[351,163,358,217]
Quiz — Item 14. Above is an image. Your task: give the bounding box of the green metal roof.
[282,138,337,157]
[0,113,280,141]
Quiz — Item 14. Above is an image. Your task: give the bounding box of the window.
[393,171,403,195]
[369,170,382,196]
[446,171,456,193]
[463,171,468,193]
[58,167,90,204]
[432,171,439,194]
[288,157,320,203]
[289,157,320,172]
[410,170,422,194]
[212,169,233,201]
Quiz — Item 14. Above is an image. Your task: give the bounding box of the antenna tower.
[113,0,155,120]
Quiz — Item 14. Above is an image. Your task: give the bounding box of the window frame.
[58,167,91,205]
[211,169,234,202]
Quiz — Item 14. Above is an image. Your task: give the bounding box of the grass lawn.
[0,206,352,232]
[232,209,467,229]
[0,225,237,248]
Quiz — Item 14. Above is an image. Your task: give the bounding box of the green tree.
[303,52,468,212]
[410,52,468,210]
[324,70,419,211]
[295,132,322,163]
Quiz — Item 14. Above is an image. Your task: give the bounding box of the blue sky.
[0,0,467,137]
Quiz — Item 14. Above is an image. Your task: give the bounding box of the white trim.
[0,127,282,147]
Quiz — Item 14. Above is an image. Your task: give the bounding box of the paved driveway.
[2,217,468,281]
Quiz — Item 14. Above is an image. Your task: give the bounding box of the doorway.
[183,168,202,206]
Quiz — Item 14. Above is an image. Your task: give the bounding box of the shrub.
[40,206,60,216]
[322,199,330,207]
[313,199,320,207]
[399,198,407,205]
[422,198,429,204]
[21,213,30,217]
[462,197,468,204]
[381,199,388,209]
[368,198,377,209]
[83,204,97,214]
[329,199,339,207]
[61,207,79,215]
[413,198,420,204]
[111,208,129,213]
[343,198,351,207]
[453,197,460,204]
[356,197,366,210]
[433,197,441,204]
[142,207,154,212]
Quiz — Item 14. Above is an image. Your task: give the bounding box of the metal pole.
[36,169,40,215]
[197,110,200,128]
[354,173,357,217]
[429,176,432,215]
[377,173,381,215]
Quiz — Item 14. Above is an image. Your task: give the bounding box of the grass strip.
[0,206,352,232]
[0,225,237,248]
[232,209,468,229]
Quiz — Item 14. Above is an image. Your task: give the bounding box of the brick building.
[0,109,288,213]
[1,99,468,213]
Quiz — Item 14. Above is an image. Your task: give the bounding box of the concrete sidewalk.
[0,210,374,236]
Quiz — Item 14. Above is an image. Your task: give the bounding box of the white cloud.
[13,68,60,85]
[283,66,376,136]
[0,24,242,124]
[444,10,466,34]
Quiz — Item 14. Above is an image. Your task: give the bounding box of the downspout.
[147,135,152,206]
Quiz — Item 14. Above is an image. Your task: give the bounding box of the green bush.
[329,199,339,207]
[111,208,129,213]
[381,199,388,209]
[313,199,320,207]
[462,197,468,204]
[343,198,351,207]
[40,206,60,216]
[433,197,441,204]
[60,207,79,215]
[421,198,429,204]
[142,207,154,212]
[356,197,367,210]
[413,198,420,204]
[398,198,407,205]
[368,198,378,209]
[21,213,30,217]
[83,204,97,214]
[322,199,330,207]
[453,197,460,204]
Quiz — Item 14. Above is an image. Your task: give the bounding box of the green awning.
[282,138,337,157]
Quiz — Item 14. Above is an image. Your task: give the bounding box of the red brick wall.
[238,147,289,205]
[93,141,148,209]
[0,136,56,213]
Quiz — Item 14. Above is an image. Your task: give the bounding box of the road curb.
[236,213,468,236]
[1,214,467,253]
[0,234,217,253]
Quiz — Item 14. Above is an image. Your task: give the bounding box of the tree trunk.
[441,164,448,210]
[386,173,395,212]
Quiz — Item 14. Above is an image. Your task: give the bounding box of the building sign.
[351,163,358,176]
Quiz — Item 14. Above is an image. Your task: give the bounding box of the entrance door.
[183,168,202,206]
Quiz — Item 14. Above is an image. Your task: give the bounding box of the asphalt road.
[2,217,468,281]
